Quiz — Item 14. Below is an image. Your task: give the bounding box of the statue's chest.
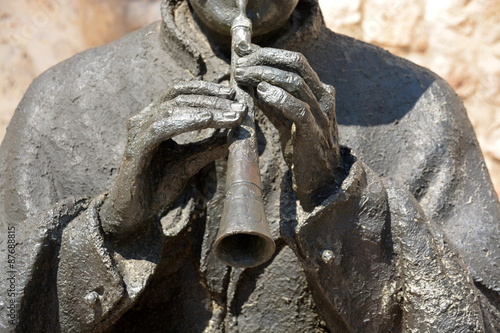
[197,112,327,332]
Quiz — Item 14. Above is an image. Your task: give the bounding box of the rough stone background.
[1,0,499,196]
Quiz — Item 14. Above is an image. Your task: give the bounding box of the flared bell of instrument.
[214,0,275,268]
[214,181,275,268]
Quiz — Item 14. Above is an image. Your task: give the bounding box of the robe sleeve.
[282,153,489,332]
[0,190,197,332]
[56,194,164,332]
[1,197,91,332]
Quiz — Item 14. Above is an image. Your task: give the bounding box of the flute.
[213,0,276,268]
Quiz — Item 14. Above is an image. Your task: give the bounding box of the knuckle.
[171,95,183,106]
[172,95,193,107]
[205,95,219,104]
[171,81,188,92]
[127,115,140,129]
[270,88,286,104]
[277,93,288,105]
[322,93,335,108]
[295,104,310,121]
[248,43,260,55]
[199,81,217,90]
[323,83,336,96]
[295,52,306,64]
[169,80,206,97]
[218,85,234,96]
[321,94,336,112]
[255,47,265,60]
[296,76,307,90]
[165,83,183,99]
[286,73,303,91]
[286,51,305,66]
[186,80,204,89]
[260,85,283,105]
[172,81,185,89]
[199,95,219,108]
[150,120,165,135]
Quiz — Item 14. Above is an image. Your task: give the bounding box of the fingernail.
[236,57,248,65]
[230,102,245,111]
[220,87,232,94]
[257,82,269,93]
[224,111,238,120]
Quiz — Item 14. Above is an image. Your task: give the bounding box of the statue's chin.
[188,0,298,37]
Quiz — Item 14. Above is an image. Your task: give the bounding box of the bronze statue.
[1,0,499,331]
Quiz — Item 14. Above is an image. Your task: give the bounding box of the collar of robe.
[159,0,324,79]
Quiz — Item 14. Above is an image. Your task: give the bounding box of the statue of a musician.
[1,0,499,331]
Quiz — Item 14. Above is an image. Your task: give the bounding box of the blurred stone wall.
[0,0,161,141]
[1,0,499,195]
[322,0,500,195]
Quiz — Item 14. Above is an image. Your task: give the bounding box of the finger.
[128,110,210,158]
[237,48,327,102]
[149,133,229,215]
[237,66,329,129]
[159,97,245,129]
[130,82,234,132]
[255,98,292,136]
[164,81,235,101]
[170,95,244,113]
[128,95,244,142]
[235,65,320,111]
[209,105,246,127]
[256,81,314,127]
[322,83,337,132]
[128,81,234,133]
[128,102,156,141]
[128,108,245,158]
[323,83,336,97]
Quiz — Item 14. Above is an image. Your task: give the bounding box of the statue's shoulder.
[308,26,466,127]
[312,27,459,99]
[8,22,186,137]
[0,22,187,218]
[25,21,170,104]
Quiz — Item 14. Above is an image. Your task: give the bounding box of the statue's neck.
[160,0,324,77]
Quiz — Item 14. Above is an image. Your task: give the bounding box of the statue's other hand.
[235,47,342,211]
[100,81,245,241]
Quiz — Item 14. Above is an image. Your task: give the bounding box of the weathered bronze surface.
[0,0,499,332]
[214,0,275,268]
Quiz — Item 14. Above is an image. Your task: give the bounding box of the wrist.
[295,147,353,211]
[99,193,122,237]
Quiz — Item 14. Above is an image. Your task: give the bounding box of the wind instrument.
[213,0,276,268]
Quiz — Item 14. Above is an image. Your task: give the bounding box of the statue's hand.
[235,47,343,211]
[100,81,245,241]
